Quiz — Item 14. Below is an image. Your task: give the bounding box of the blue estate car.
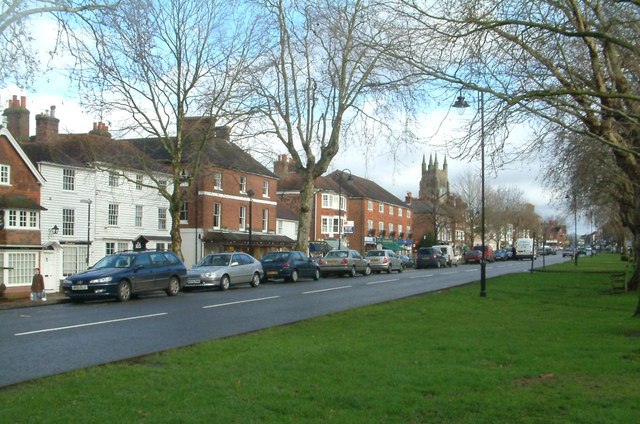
[63,250,187,302]
[260,251,320,282]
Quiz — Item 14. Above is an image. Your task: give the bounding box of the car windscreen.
[366,251,385,257]
[325,251,348,258]
[262,252,290,262]
[93,254,133,269]
[197,255,230,267]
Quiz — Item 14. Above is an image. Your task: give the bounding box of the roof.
[277,173,341,192]
[0,194,46,210]
[127,132,277,179]
[202,231,295,246]
[0,127,45,185]
[21,135,150,171]
[325,170,408,207]
[277,202,299,221]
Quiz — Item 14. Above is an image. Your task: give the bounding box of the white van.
[514,238,536,260]
[433,245,459,267]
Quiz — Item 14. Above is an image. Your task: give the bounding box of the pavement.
[0,292,70,310]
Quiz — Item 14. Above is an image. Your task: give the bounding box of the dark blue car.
[62,250,186,302]
[260,251,320,282]
[494,249,509,261]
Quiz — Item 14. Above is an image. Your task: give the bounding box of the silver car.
[185,252,263,291]
[365,249,404,273]
[318,249,371,277]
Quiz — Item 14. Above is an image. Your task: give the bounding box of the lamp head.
[452,95,470,110]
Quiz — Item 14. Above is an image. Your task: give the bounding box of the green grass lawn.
[2,254,639,423]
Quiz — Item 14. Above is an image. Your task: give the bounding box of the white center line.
[367,279,399,285]
[410,274,433,279]
[15,313,168,336]
[303,285,352,294]
[202,295,280,309]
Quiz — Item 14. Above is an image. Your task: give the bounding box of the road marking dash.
[203,295,280,309]
[15,313,168,336]
[303,286,351,294]
[367,279,399,285]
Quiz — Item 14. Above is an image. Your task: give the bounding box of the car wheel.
[349,266,357,277]
[387,265,393,274]
[250,272,261,287]
[398,264,404,273]
[166,277,180,296]
[289,270,299,283]
[313,269,320,280]
[363,265,372,276]
[220,275,230,291]
[116,281,131,302]
[436,261,441,269]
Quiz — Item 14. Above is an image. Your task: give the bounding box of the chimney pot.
[20,96,26,108]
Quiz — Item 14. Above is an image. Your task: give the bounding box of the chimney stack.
[405,192,413,205]
[3,95,30,142]
[88,121,112,138]
[35,105,60,142]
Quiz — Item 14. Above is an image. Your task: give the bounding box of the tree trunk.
[295,174,315,253]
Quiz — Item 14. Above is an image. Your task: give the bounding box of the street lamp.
[453,91,487,297]
[337,169,352,250]
[80,199,92,266]
[247,189,254,256]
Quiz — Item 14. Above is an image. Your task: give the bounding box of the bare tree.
[393,0,640,313]
[244,0,421,251]
[68,0,260,258]
[0,0,118,87]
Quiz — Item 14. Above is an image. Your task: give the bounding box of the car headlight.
[63,279,71,285]
[203,272,217,279]
[90,276,113,284]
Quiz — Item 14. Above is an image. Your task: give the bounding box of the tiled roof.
[277,202,299,221]
[21,135,149,170]
[325,170,408,207]
[277,173,341,192]
[127,135,277,179]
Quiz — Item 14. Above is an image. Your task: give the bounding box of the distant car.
[365,249,404,273]
[433,244,459,267]
[260,251,320,282]
[415,247,447,269]
[185,252,263,291]
[494,249,509,261]
[62,250,186,302]
[318,249,372,277]
[562,247,575,257]
[399,254,415,268]
[463,249,483,264]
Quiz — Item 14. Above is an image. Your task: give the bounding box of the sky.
[1,15,590,236]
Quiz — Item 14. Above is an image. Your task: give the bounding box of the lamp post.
[453,91,486,297]
[247,189,255,256]
[337,169,352,250]
[80,199,92,266]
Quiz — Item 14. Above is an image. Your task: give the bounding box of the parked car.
[494,249,509,261]
[260,251,320,282]
[433,244,459,267]
[463,249,483,264]
[399,254,415,268]
[475,245,495,262]
[365,249,404,273]
[185,252,263,291]
[415,247,447,269]
[562,247,575,257]
[62,250,186,302]
[318,249,371,277]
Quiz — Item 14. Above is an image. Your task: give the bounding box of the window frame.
[0,164,10,185]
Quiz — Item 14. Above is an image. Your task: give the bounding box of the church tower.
[418,153,449,201]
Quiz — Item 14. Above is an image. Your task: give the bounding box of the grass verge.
[2,254,639,423]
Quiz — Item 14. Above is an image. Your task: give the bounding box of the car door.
[293,251,311,278]
[131,253,154,292]
[351,250,365,272]
[148,252,172,290]
[229,253,252,284]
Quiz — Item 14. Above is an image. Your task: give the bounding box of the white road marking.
[15,313,168,336]
[202,295,280,309]
[410,274,433,279]
[367,279,399,285]
[303,285,352,294]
